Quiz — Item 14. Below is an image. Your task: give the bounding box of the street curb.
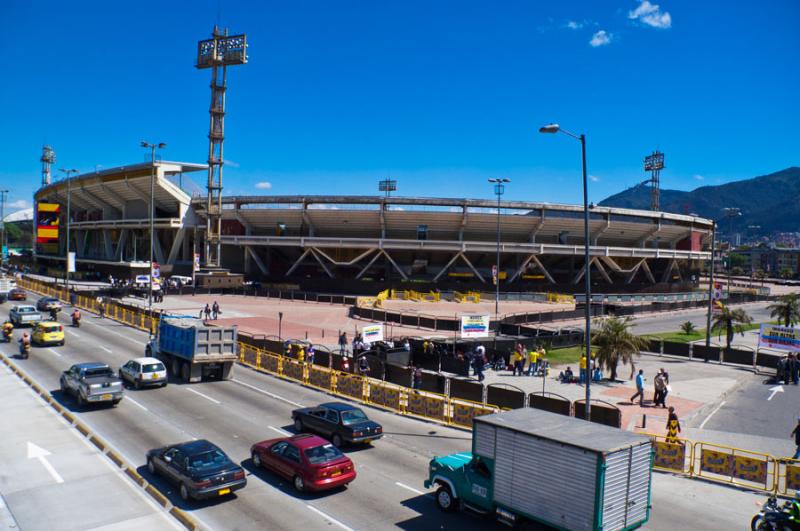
[686,370,752,428]
[0,351,202,531]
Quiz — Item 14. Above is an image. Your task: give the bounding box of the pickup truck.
[9,305,43,327]
[60,362,124,407]
[425,408,653,530]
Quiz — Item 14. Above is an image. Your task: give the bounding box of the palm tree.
[711,305,753,350]
[768,294,800,327]
[591,316,650,381]
[680,321,696,335]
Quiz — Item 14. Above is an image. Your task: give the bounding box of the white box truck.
[424,408,653,530]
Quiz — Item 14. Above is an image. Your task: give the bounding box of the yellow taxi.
[32,321,65,346]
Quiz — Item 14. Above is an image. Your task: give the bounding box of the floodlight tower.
[195,26,248,267]
[643,151,665,211]
[378,178,397,197]
[41,146,56,188]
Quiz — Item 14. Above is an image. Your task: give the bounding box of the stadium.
[31,161,712,294]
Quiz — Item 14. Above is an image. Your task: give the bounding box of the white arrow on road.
[768,385,784,401]
[27,442,63,483]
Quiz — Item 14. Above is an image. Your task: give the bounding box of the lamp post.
[722,207,741,297]
[539,123,592,422]
[705,221,717,349]
[140,142,166,336]
[488,178,510,326]
[59,169,79,292]
[278,311,283,341]
[0,190,8,267]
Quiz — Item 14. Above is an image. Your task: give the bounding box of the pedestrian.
[791,417,800,459]
[653,370,666,408]
[341,356,350,373]
[307,346,315,365]
[403,337,411,352]
[203,303,211,321]
[338,332,347,354]
[423,339,430,355]
[793,354,800,385]
[659,368,670,406]
[510,349,521,376]
[358,355,370,377]
[297,345,305,363]
[412,364,423,391]
[579,354,587,384]
[212,301,219,320]
[665,406,681,443]
[473,353,485,382]
[528,348,539,376]
[630,369,646,406]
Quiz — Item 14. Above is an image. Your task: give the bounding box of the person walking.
[212,301,220,320]
[665,406,681,443]
[412,364,423,391]
[338,332,347,354]
[358,355,370,377]
[791,417,800,459]
[528,348,540,376]
[653,370,666,408]
[579,354,587,384]
[630,369,646,406]
[472,353,485,382]
[659,368,670,406]
[203,303,211,321]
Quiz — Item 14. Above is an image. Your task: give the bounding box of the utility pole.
[0,190,8,267]
[59,169,78,291]
[141,142,166,336]
[705,221,716,348]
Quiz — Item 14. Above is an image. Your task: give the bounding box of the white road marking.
[269,425,291,436]
[99,346,112,353]
[231,378,303,407]
[66,330,80,338]
[81,321,144,345]
[125,396,149,412]
[27,442,64,484]
[767,385,784,401]
[699,400,726,429]
[186,387,221,404]
[306,505,354,531]
[46,348,62,358]
[395,481,426,495]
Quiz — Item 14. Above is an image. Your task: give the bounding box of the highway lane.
[3,293,767,530]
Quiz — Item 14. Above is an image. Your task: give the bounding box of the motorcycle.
[19,341,30,360]
[49,309,59,321]
[2,328,12,343]
[752,496,799,530]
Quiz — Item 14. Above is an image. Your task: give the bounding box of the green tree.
[680,321,696,335]
[591,316,649,381]
[780,268,795,280]
[768,294,800,327]
[755,269,768,286]
[711,305,753,350]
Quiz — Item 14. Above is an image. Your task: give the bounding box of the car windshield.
[84,367,113,378]
[42,325,60,332]
[188,449,230,471]
[340,409,368,425]
[142,363,165,373]
[304,444,344,465]
[18,307,34,313]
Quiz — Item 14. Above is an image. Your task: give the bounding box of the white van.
[169,275,193,287]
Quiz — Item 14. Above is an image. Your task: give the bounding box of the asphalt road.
[1,292,766,530]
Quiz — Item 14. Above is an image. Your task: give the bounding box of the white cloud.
[255,181,272,190]
[590,30,612,47]
[628,0,672,29]
[693,174,704,181]
[566,20,583,30]
[224,159,240,168]
[589,175,601,182]
[9,199,29,209]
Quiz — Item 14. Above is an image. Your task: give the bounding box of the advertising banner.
[67,252,75,273]
[652,441,686,472]
[786,464,800,491]
[700,448,734,476]
[759,324,800,352]
[732,455,768,485]
[35,202,60,254]
[362,323,384,343]
[460,314,490,338]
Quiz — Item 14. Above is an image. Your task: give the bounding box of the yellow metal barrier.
[282,358,305,383]
[646,433,693,474]
[449,398,498,428]
[546,292,575,304]
[335,372,366,401]
[308,365,334,392]
[365,379,404,413]
[405,389,449,423]
[692,441,776,493]
[777,458,800,495]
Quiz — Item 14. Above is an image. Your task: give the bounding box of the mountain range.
[599,167,800,236]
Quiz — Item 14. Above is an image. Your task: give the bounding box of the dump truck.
[424,408,653,530]
[146,317,238,383]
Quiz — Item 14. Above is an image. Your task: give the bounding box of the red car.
[250,434,356,492]
[8,288,26,301]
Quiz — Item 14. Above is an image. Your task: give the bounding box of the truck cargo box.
[158,317,238,363]
[473,408,652,531]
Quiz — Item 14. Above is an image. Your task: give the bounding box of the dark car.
[146,440,246,501]
[36,296,62,312]
[8,288,26,301]
[251,434,356,492]
[292,402,383,447]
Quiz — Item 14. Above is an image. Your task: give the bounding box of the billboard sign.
[362,323,384,343]
[36,202,60,254]
[461,314,490,338]
[67,252,75,273]
[759,324,800,352]
[193,253,200,273]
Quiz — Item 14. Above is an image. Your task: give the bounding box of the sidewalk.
[0,363,178,531]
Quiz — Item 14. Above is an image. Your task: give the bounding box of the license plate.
[218,488,231,496]
[330,470,342,477]
[151,374,158,379]
[101,394,112,400]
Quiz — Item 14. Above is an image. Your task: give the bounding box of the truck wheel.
[436,485,456,512]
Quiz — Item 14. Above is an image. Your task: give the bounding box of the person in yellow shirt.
[297,346,305,363]
[579,354,587,384]
[528,348,539,376]
[510,350,522,376]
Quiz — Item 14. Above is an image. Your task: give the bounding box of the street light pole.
[488,179,510,325]
[140,142,166,336]
[539,124,592,422]
[59,169,78,292]
[705,221,717,348]
[0,190,8,267]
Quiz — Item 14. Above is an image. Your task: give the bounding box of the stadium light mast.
[0,190,8,267]
[378,178,397,198]
[488,178,510,325]
[196,26,248,269]
[643,151,665,211]
[59,168,79,292]
[41,146,56,188]
[539,123,593,422]
[141,141,167,332]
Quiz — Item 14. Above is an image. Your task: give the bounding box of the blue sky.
[1,0,798,214]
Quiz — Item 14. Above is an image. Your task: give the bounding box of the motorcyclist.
[71,308,81,326]
[49,306,59,321]
[19,332,31,356]
[789,493,800,528]
[2,320,13,342]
